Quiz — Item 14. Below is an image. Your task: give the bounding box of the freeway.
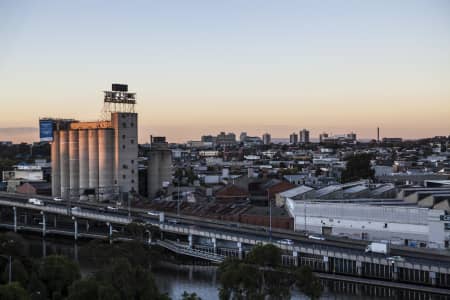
[1,192,450,265]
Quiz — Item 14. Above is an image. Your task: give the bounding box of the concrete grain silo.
[88,129,99,198]
[148,136,172,199]
[69,130,79,199]
[51,131,61,197]
[78,129,89,200]
[98,128,114,201]
[49,84,138,202]
[59,130,70,200]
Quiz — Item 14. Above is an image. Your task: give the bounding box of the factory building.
[48,84,138,202]
[285,185,450,249]
[147,136,173,199]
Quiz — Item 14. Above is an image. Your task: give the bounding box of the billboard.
[39,119,54,142]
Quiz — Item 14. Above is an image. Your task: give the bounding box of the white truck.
[365,242,389,254]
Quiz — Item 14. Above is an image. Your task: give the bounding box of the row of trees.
[341,153,374,183]
[218,244,323,300]
[1,230,322,299]
[0,232,199,300]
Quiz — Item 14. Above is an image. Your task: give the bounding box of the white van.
[28,198,44,206]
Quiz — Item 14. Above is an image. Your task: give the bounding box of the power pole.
[268,190,272,242]
[8,256,12,283]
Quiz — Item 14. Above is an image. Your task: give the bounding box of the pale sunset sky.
[0,1,449,143]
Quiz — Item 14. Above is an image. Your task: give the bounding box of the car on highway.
[53,197,62,202]
[147,210,159,216]
[107,206,119,211]
[71,206,81,212]
[387,255,405,262]
[167,218,178,224]
[277,239,294,245]
[308,235,325,241]
[28,198,44,206]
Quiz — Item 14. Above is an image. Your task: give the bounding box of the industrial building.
[285,185,450,249]
[2,164,46,193]
[147,136,172,199]
[47,84,138,202]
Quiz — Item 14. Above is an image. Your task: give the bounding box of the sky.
[0,0,449,143]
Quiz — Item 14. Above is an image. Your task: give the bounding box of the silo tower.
[104,84,139,200]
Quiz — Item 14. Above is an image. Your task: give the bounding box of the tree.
[67,279,99,300]
[95,258,167,300]
[0,233,28,258]
[341,153,374,183]
[218,243,291,300]
[294,265,322,300]
[125,223,146,241]
[37,256,80,299]
[0,282,30,300]
[218,260,261,300]
[263,269,292,299]
[245,244,281,267]
[97,284,121,300]
[79,240,155,268]
[2,260,29,287]
[27,272,47,300]
[181,291,202,300]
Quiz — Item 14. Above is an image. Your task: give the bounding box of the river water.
[13,234,450,300]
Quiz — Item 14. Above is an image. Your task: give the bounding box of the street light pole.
[128,188,133,219]
[0,255,12,283]
[304,200,307,233]
[8,256,12,283]
[268,190,272,242]
[177,181,180,216]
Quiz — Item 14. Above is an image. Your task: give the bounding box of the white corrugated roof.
[279,185,314,198]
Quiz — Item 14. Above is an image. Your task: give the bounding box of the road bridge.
[0,193,450,291]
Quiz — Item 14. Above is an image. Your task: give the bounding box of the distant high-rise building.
[148,136,172,199]
[240,132,247,142]
[216,132,236,146]
[262,133,271,145]
[289,132,298,145]
[299,129,310,143]
[201,135,215,143]
[377,127,380,143]
[319,132,328,143]
[346,132,357,141]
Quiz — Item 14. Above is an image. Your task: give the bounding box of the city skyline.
[1,1,449,143]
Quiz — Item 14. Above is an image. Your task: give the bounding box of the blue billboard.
[39,120,54,142]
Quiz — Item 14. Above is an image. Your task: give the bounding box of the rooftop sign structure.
[102,83,136,118]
